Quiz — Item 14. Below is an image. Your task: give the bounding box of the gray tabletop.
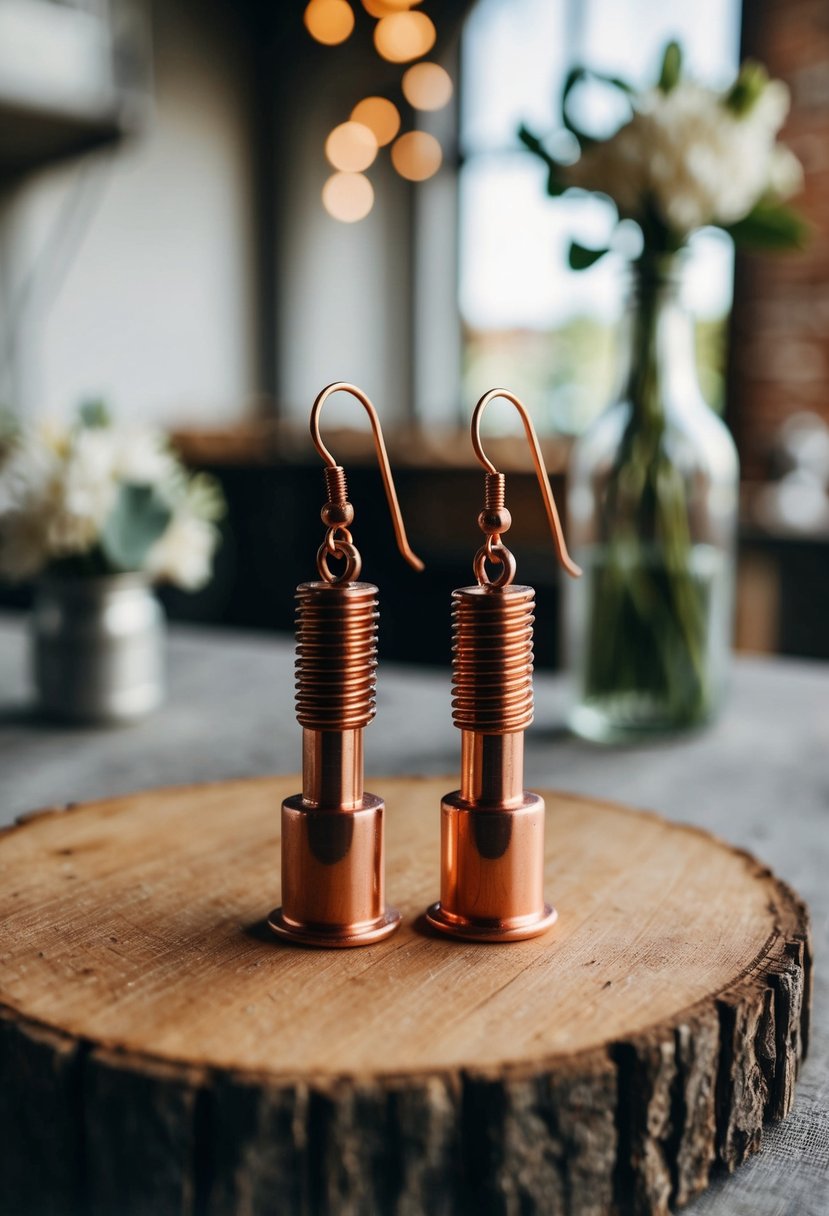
[0,613,826,1216]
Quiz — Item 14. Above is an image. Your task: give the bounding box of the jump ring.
[317,540,362,584]
[473,542,516,589]
[485,533,502,561]
[325,525,353,556]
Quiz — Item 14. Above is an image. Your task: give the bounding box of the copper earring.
[425,388,581,942]
[269,382,424,948]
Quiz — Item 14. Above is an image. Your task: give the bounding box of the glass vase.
[566,256,739,741]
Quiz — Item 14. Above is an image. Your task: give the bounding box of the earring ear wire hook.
[310,381,425,573]
[471,388,582,579]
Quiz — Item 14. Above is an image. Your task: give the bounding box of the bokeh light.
[325,121,378,172]
[362,0,423,13]
[361,0,399,16]
[304,0,355,46]
[402,62,453,111]
[391,130,442,181]
[374,11,436,63]
[322,173,375,222]
[351,97,401,147]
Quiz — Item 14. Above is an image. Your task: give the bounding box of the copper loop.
[316,541,361,584]
[451,585,535,733]
[310,382,424,573]
[324,525,353,555]
[485,534,503,562]
[471,388,581,579]
[295,581,378,729]
[474,543,516,589]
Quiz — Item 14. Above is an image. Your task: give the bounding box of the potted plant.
[0,402,226,723]
[521,43,807,740]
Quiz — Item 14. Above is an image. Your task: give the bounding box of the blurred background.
[0,0,826,669]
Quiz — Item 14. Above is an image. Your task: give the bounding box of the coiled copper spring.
[484,471,506,513]
[323,465,349,507]
[295,582,378,730]
[451,584,535,734]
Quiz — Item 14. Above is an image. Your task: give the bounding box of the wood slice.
[0,776,810,1216]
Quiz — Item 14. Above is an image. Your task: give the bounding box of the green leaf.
[725,60,769,116]
[657,41,682,92]
[100,484,172,572]
[518,124,568,196]
[561,66,634,149]
[568,242,611,270]
[725,201,810,251]
[78,398,111,429]
[517,125,545,156]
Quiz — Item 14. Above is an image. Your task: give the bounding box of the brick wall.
[728,0,829,480]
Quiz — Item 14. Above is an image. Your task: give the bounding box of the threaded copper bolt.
[426,581,556,942]
[269,580,400,948]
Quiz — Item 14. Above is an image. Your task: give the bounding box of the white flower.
[112,428,178,485]
[768,145,804,199]
[61,427,119,533]
[146,512,219,591]
[751,79,790,132]
[0,414,224,585]
[566,76,802,239]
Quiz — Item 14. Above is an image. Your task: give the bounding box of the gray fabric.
[0,613,826,1214]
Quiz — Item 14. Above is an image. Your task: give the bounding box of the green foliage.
[725,201,811,250]
[185,472,226,522]
[78,399,111,429]
[561,65,633,150]
[657,41,682,93]
[568,242,610,270]
[100,484,172,572]
[725,60,769,116]
[0,406,19,447]
[518,39,808,258]
[518,126,568,196]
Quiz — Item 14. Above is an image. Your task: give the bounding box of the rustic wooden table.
[0,614,826,1215]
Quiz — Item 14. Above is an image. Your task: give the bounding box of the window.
[458,0,742,433]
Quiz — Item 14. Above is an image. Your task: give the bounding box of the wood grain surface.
[0,775,811,1216]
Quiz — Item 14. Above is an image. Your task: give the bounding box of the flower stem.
[583,259,711,727]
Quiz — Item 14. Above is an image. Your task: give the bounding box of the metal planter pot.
[31,574,165,724]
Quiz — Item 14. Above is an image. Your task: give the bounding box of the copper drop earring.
[269,381,424,948]
[425,388,581,942]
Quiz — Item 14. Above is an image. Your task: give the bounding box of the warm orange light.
[362,0,422,14]
[350,97,401,147]
[402,62,453,111]
[304,0,355,45]
[322,173,374,222]
[361,0,398,15]
[391,130,442,181]
[374,11,435,63]
[325,121,378,172]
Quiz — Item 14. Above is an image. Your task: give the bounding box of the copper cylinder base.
[269,792,400,948]
[268,906,400,948]
[425,790,557,942]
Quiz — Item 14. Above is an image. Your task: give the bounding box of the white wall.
[275,47,414,429]
[0,0,258,426]
[274,33,463,429]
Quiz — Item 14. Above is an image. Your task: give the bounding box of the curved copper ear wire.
[310,381,424,572]
[471,388,582,579]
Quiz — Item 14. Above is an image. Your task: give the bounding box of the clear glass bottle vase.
[566,256,739,741]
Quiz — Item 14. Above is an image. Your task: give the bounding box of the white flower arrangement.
[0,403,225,590]
[520,43,808,266]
